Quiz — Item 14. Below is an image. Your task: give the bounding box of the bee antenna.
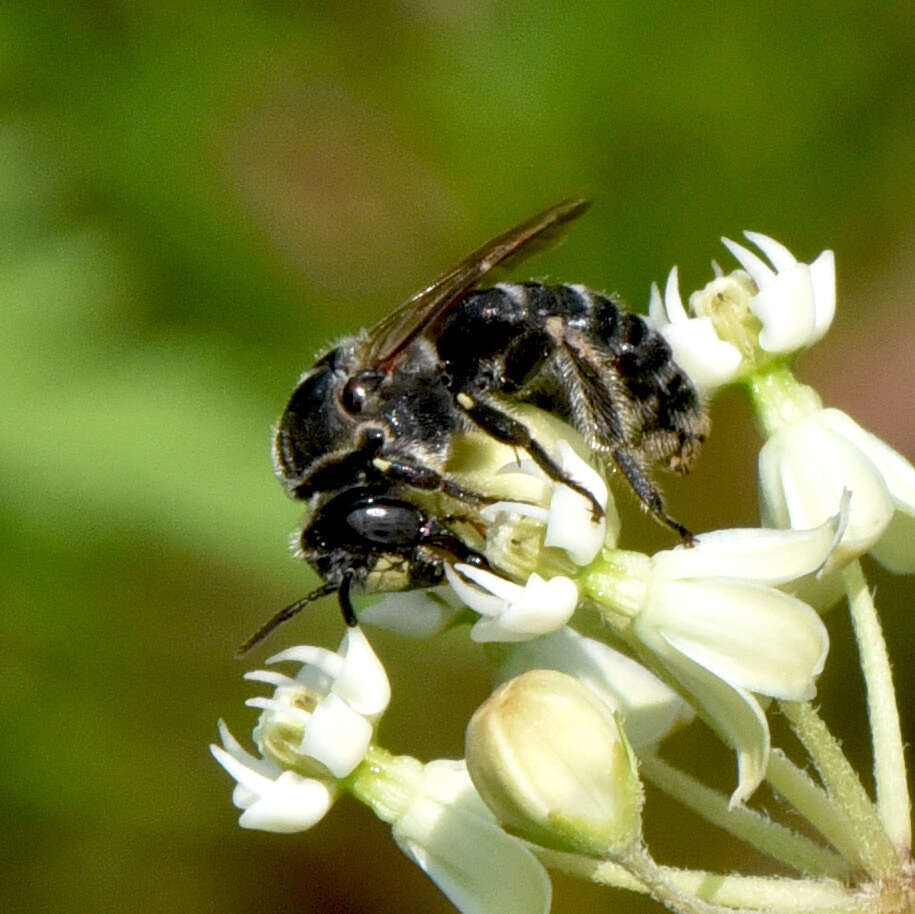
[236,582,339,657]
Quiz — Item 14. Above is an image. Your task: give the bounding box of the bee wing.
[365,197,591,367]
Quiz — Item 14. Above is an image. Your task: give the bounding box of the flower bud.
[465,670,643,856]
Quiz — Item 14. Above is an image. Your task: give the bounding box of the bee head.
[300,487,487,594]
[273,345,390,498]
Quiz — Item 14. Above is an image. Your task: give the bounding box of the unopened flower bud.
[465,670,643,856]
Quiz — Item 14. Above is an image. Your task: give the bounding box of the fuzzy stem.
[639,752,850,878]
[843,560,911,853]
[614,843,765,914]
[765,750,866,870]
[778,700,898,878]
[535,846,862,912]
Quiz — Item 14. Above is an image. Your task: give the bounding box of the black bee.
[240,199,708,652]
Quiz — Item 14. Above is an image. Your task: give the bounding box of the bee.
[239,199,708,652]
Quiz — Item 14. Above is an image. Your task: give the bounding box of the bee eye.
[341,371,384,415]
[341,378,366,414]
[346,500,422,547]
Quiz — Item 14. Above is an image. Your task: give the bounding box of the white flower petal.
[636,637,770,806]
[658,316,742,393]
[742,231,798,272]
[267,645,340,694]
[759,416,894,563]
[481,500,550,525]
[816,409,915,511]
[664,265,687,319]
[446,563,520,615]
[216,720,280,779]
[246,695,311,728]
[646,579,828,700]
[807,249,836,341]
[544,440,608,565]
[299,692,373,778]
[648,266,688,325]
[652,516,842,586]
[244,669,296,689]
[329,626,391,717]
[239,770,335,833]
[648,280,665,325]
[470,574,579,643]
[496,628,694,747]
[721,236,776,288]
[749,264,816,353]
[211,745,335,833]
[393,761,552,914]
[810,409,915,572]
[360,586,465,637]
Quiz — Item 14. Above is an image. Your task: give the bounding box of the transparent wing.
[365,198,591,367]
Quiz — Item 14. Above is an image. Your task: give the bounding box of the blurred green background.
[2,1,913,912]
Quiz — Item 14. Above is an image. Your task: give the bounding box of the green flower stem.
[346,745,422,824]
[639,752,850,878]
[778,701,898,878]
[765,750,868,871]
[615,843,765,914]
[843,560,911,853]
[745,366,822,437]
[536,847,861,912]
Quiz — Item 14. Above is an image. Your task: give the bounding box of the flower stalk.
[842,560,911,853]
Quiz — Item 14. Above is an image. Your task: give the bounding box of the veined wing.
[365,198,591,368]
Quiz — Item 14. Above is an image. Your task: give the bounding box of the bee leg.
[612,449,695,544]
[371,456,500,507]
[338,573,358,626]
[455,392,604,522]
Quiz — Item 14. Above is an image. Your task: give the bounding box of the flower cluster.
[214,233,915,914]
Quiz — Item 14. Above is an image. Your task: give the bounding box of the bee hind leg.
[612,449,695,544]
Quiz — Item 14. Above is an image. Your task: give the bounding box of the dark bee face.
[301,486,486,594]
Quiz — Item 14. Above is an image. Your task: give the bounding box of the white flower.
[586,518,840,803]
[211,722,337,833]
[648,234,835,394]
[391,759,552,914]
[494,627,694,749]
[444,563,579,642]
[721,231,835,354]
[211,626,390,830]
[760,408,915,573]
[648,266,743,394]
[484,439,616,565]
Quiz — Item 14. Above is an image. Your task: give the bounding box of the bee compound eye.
[341,371,384,415]
[346,499,422,547]
[341,377,367,414]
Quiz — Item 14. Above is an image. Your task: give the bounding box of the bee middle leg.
[455,392,604,521]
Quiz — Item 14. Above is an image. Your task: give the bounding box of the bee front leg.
[455,392,604,521]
